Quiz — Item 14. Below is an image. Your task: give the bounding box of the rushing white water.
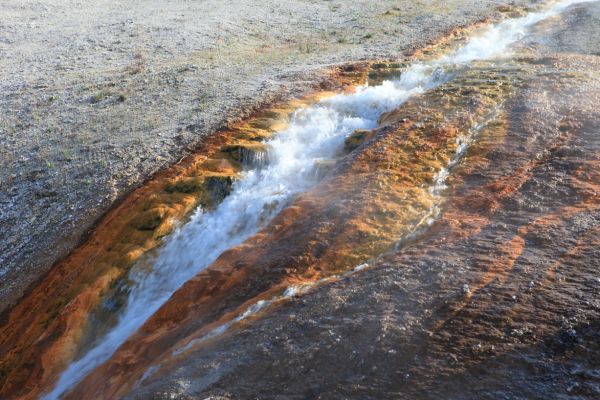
[43,1,590,398]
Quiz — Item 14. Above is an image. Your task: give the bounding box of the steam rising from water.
[43,1,590,398]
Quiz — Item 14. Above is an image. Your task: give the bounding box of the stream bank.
[0,0,534,314]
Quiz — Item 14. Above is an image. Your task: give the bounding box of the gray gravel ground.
[0,0,533,311]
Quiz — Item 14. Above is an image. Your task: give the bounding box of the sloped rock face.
[62,59,523,398]
[2,3,599,400]
[0,65,369,400]
[129,67,600,397]
[2,0,535,318]
[120,4,600,400]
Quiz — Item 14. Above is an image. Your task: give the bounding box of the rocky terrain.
[121,2,600,398]
[0,0,533,312]
[2,1,600,400]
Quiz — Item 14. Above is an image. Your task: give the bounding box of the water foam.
[43,1,588,398]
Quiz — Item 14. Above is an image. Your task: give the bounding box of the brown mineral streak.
[121,5,600,399]
[420,64,600,335]
[434,162,588,330]
[0,23,492,398]
[0,64,370,400]
[2,2,600,400]
[61,63,517,399]
[0,20,521,400]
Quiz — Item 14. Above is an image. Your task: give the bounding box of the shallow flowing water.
[43,1,594,398]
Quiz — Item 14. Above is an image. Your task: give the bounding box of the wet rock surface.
[119,3,600,399]
[0,0,532,314]
[64,64,516,399]
[1,2,599,399]
[0,80,363,399]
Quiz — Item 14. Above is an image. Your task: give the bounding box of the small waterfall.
[239,145,270,168]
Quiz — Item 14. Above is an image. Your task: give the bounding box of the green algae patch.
[164,177,205,194]
[344,129,376,153]
[132,208,167,230]
[366,61,406,85]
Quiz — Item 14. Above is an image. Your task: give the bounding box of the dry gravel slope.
[0,0,533,311]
